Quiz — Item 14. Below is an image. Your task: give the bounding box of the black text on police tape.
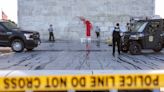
[3,75,159,89]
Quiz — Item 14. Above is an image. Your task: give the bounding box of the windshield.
[2,22,18,29]
[131,22,148,32]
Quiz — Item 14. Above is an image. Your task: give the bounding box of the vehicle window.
[138,22,148,32]
[1,22,18,30]
[0,25,5,32]
[151,22,160,31]
[147,25,154,33]
[147,22,160,33]
[151,22,160,28]
[132,22,148,32]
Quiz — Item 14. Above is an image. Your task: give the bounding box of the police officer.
[48,24,55,42]
[112,23,121,56]
[95,26,100,39]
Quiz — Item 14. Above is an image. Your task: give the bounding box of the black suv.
[121,19,164,55]
[0,21,40,52]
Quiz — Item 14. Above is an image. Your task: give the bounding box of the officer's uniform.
[112,26,121,56]
[48,26,55,41]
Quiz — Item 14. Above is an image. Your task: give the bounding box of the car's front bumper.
[121,36,129,46]
[25,39,41,48]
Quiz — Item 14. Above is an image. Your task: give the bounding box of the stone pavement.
[0,41,164,70]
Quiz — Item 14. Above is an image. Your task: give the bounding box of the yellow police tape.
[0,74,163,91]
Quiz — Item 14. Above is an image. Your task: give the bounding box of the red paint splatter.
[79,17,93,37]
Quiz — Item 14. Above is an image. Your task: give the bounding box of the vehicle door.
[143,21,161,49]
[0,24,11,46]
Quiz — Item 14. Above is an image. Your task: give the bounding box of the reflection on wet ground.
[0,41,164,70]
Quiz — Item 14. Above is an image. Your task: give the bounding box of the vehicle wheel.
[129,42,141,55]
[153,43,162,52]
[26,48,34,51]
[11,39,24,52]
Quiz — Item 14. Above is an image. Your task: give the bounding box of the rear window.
[1,22,18,30]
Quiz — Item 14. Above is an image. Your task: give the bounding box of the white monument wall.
[18,0,155,40]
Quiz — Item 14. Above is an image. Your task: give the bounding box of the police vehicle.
[0,20,40,52]
[121,19,164,55]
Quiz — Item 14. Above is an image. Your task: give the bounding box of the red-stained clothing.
[81,18,92,37]
[85,20,92,37]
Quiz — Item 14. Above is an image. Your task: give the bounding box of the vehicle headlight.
[130,33,144,39]
[138,34,144,37]
[24,33,33,40]
[120,33,125,36]
[130,35,138,38]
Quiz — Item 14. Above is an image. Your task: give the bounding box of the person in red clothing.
[79,17,93,42]
[85,20,92,37]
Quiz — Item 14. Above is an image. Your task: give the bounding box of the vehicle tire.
[129,42,141,55]
[26,48,34,51]
[11,39,24,52]
[153,43,162,52]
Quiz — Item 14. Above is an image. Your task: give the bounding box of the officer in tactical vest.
[112,23,121,56]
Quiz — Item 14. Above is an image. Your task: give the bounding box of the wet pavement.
[0,41,164,70]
